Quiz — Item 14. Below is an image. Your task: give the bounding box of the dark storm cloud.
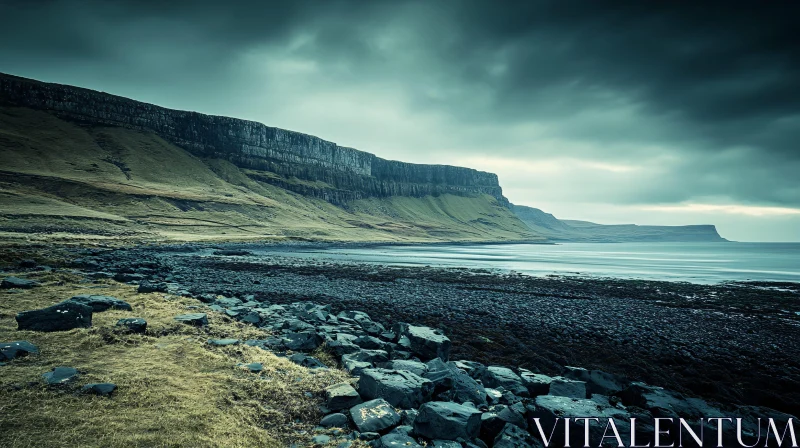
[0,0,798,213]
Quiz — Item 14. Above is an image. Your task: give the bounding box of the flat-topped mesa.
[0,73,508,206]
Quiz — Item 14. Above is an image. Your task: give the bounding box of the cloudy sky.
[1,1,799,241]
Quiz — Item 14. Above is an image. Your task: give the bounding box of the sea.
[265,242,800,284]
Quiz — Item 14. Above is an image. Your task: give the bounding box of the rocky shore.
[2,244,799,447]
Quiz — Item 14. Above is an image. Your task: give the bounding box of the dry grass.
[0,271,354,448]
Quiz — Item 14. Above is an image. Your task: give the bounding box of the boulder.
[17,302,92,332]
[399,324,451,361]
[116,317,147,333]
[424,360,487,406]
[374,432,423,448]
[494,422,543,448]
[384,360,428,377]
[343,349,390,364]
[320,413,350,428]
[548,377,587,399]
[42,366,80,385]
[358,368,434,409]
[563,366,628,396]
[349,398,402,433]
[0,340,39,361]
[65,295,132,312]
[354,335,388,351]
[519,371,552,397]
[452,360,486,380]
[289,353,328,369]
[283,332,322,351]
[1,276,40,289]
[532,395,632,447]
[174,313,208,326]
[413,401,482,441]
[82,383,117,396]
[243,362,263,373]
[137,281,167,293]
[326,382,363,411]
[619,382,721,419]
[482,367,528,397]
[327,339,361,356]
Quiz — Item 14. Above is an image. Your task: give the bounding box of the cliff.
[512,204,727,242]
[0,73,506,206]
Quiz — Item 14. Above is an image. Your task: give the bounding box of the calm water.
[268,242,800,284]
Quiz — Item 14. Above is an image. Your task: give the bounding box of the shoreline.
[20,244,794,417]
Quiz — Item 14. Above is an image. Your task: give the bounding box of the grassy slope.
[0,106,540,244]
[0,271,354,448]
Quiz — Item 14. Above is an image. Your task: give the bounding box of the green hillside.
[0,106,540,244]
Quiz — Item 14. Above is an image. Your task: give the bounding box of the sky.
[1,1,799,241]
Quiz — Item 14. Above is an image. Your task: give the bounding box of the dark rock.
[493,422,543,448]
[424,359,488,406]
[137,281,168,293]
[215,297,243,308]
[547,377,587,399]
[431,440,461,448]
[208,338,240,346]
[243,362,263,373]
[354,335,388,351]
[384,360,428,377]
[519,371,552,397]
[116,318,147,333]
[173,313,208,326]
[283,332,322,351]
[401,409,418,427]
[327,339,361,356]
[290,353,328,369]
[563,366,628,396]
[326,382,363,411]
[1,276,40,289]
[358,368,434,409]
[413,401,481,441]
[320,413,349,428]
[0,340,39,361]
[343,349,390,364]
[532,395,632,446]
[42,366,80,385]
[619,382,721,419]
[349,398,402,433]
[359,432,380,441]
[113,272,145,283]
[452,360,486,380]
[82,383,117,396]
[343,358,373,376]
[481,367,528,397]
[398,324,451,361]
[374,432,423,448]
[66,294,132,312]
[19,259,37,268]
[16,302,92,332]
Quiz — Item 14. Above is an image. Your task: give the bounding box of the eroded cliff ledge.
[0,73,507,206]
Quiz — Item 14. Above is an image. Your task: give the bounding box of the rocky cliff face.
[0,73,507,206]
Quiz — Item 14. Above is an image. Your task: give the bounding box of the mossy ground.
[0,271,356,447]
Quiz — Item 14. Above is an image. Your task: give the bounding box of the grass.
[0,271,356,448]
[0,105,542,244]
